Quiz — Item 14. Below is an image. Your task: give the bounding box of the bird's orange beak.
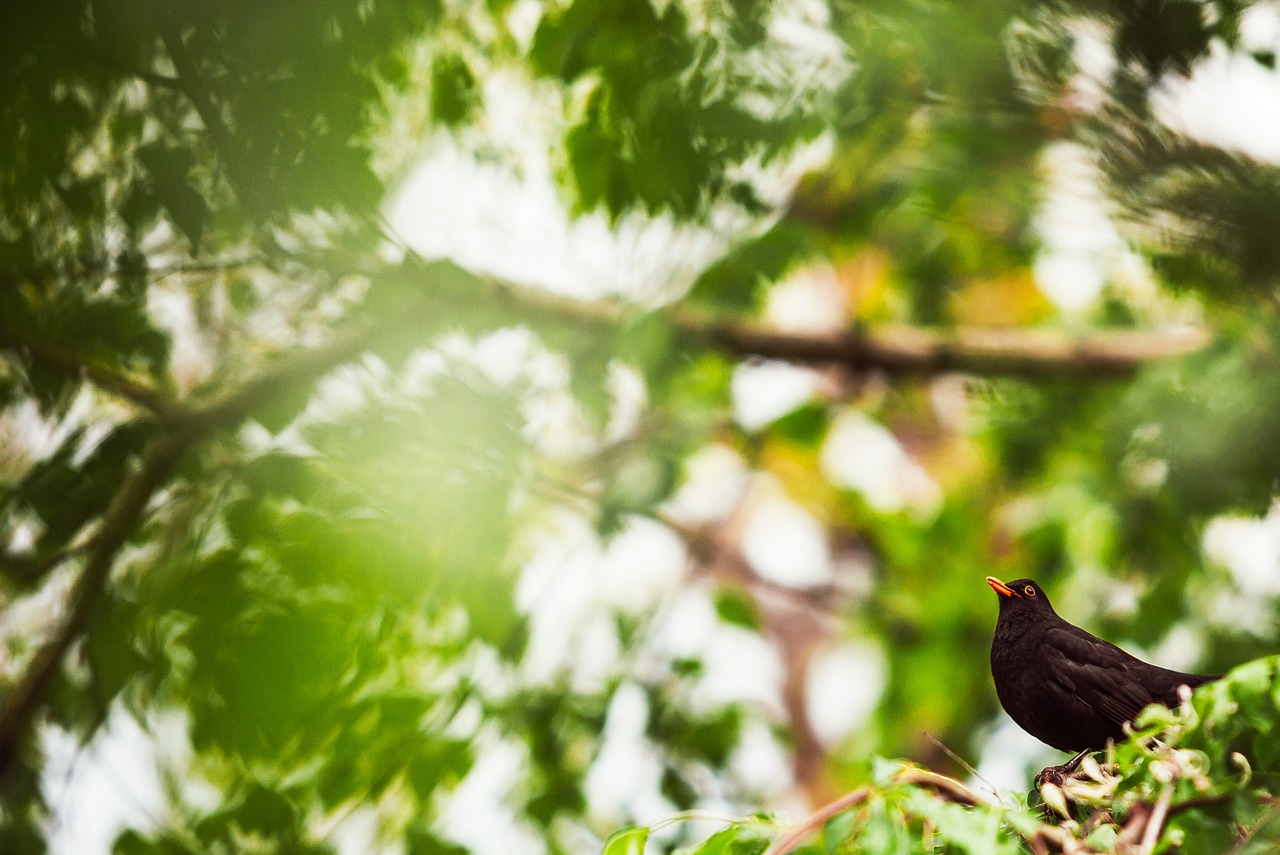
[986,576,1017,597]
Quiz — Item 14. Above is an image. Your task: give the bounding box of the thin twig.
[1138,784,1174,854]
[759,768,1001,855]
[894,766,993,807]
[1115,800,1153,850]
[760,787,872,855]
[0,540,96,586]
[149,255,264,279]
[923,732,999,798]
[171,324,374,433]
[1166,793,1230,816]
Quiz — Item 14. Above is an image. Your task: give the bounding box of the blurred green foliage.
[2,0,1280,853]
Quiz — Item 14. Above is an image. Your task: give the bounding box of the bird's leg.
[1034,748,1092,789]
[1062,748,1090,774]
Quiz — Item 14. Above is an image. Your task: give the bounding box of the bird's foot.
[1033,764,1069,789]
[1034,748,1092,790]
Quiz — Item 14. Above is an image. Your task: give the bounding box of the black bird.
[986,576,1218,780]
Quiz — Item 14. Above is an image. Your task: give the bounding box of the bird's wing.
[1041,625,1158,726]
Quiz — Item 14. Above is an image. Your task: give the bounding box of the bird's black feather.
[987,577,1218,754]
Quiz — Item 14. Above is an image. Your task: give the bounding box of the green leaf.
[822,809,856,855]
[570,355,612,430]
[54,176,104,218]
[601,826,649,855]
[136,141,207,248]
[690,825,768,855]
[899,789,1020,855]
[771,402,827,445]
[407,738,474,800]
[159,180,209,251]
[431,53,479,126]
[249,373,316,433]
[112,830,165,855]
[617,312,677,379]
[714,587,761,630]
[407,829,470,855]
[119,184,160,234]
[689,223,815,312]
[234,783,298,833]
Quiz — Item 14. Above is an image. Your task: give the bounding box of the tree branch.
[758,767,997,855]
[389,258,1212,379]
[1,249,1211,435]
[0,541,96,587]
[1138,784,1174,855]
[0,325,179,419]
[893,766,991,808]
[141,17,1210,390]
[675,313,1209,379]
[0,431,188,779]
[149,4,259,212]
[760,786,873,855]
[0,322,391,778]
[0,317,388,775]
[173,325,376,433]
[149,255,265,280]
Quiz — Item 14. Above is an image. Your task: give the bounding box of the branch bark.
[675,313,1209,379]
[391,258,1211,380]
[0,541,96,587]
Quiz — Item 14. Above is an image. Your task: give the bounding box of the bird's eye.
[1023,585,1035,597]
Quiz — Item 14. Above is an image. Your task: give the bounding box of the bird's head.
[985,576,1056,618]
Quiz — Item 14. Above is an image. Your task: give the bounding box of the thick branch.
[0,326,178,419]
[383,257,1209,379]
[0,541,95,587]
[393,259,1212,379]
[174,325,375,433]
[676,315,1209,379]
[0,432,188,778]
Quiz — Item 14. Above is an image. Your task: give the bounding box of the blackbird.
[986,576,1218,779]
